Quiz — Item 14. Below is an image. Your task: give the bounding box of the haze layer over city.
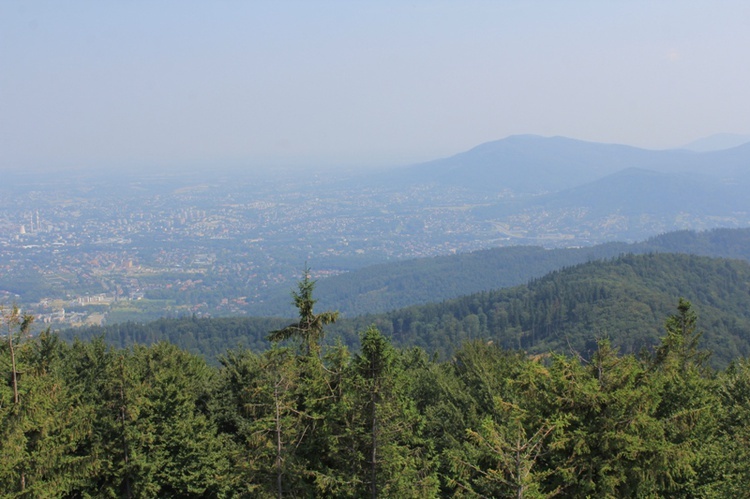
[3,1,750,172]
[2,2,750,326]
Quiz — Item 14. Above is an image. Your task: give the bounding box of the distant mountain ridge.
[375,134,750,246]
[681,133,750,152]
[396,134,750,193]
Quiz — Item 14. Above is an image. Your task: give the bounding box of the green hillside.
[354,253,750,367]
[251,227,750,317]
[62,251,750,368]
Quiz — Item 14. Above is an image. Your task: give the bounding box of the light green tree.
[445,342,562,498]
[649,299,721,496]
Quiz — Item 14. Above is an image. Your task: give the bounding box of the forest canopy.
[3,296,750,497]
[62,252,750,368]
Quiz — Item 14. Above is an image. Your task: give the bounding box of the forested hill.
[62,252,750,368]
[640,227,750,259]
[349,252,750,368]
[251,227,750,317]
[59,315,290,360]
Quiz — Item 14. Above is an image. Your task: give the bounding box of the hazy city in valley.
[3,2,750,497]
[4,134,750,326]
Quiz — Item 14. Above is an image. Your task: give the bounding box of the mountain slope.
[526,167,749,215]
[62,252,750,368]
[401,135,679,193]
[353,253,750,368]
[681,133,750,152]
[251,228,750,317]
[392,135,750,194]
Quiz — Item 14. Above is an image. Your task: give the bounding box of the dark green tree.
[653,298,711,374]
[2,305,33,407]
[66,341,230,498]
[215,346,311,498]
[0,327,95,496]
[131,342,229,497]
[59,337,142,498]
[710,359,750,495]
[268,268,339,356]
[352,328,439,497]
[358,326,394,498]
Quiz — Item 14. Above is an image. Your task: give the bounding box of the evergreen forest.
[65,252,750,368]
[4,272,750,497]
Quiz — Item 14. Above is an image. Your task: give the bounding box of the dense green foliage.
[346,253,750,368]
[60,316,289,363]
[4,298,750,496]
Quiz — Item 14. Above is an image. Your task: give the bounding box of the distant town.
[3,162,747,328]
[0,170,500,326]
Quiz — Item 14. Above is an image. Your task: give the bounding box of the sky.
[2,1,750,172]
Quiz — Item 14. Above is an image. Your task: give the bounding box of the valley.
[3,136,750,327]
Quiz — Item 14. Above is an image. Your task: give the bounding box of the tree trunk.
[9,331,19,405]
[371,393,377,499]
[370,359,379,499]
[120,376,133,499]
[275,380,283,499]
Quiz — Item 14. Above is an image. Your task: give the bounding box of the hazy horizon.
[3,1,749,173]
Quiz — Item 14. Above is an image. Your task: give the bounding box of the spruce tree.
[268,267,338,357]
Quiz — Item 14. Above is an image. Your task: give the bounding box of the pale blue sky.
[2,1,749,171]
